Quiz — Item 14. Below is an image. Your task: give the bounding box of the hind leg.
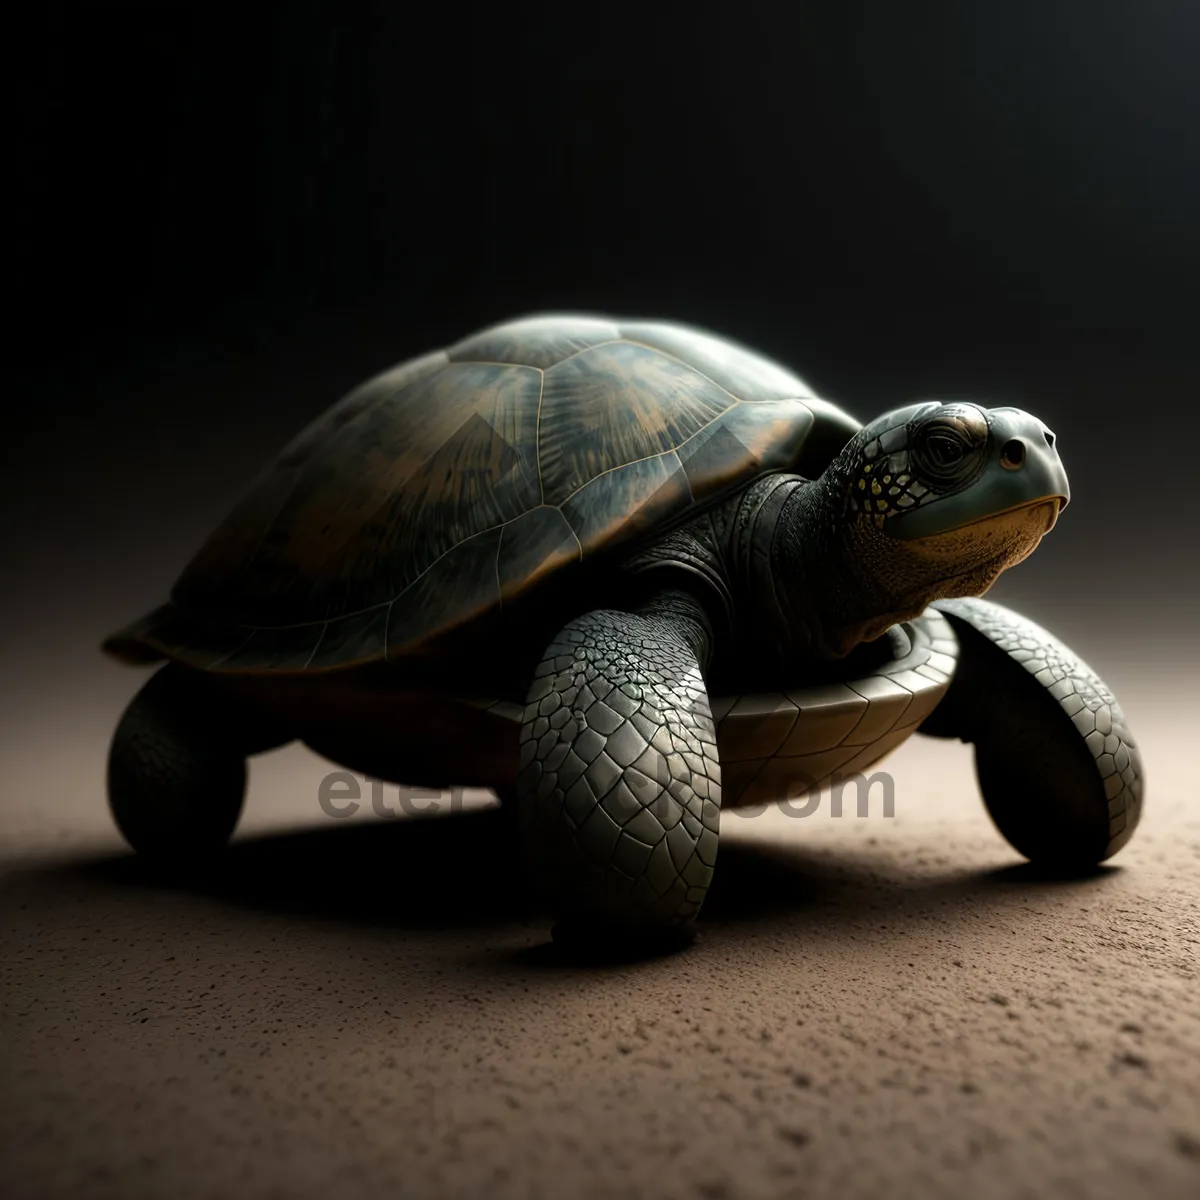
[920,597,1145,868]
[107,664,293,866]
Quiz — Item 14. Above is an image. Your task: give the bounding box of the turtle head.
[797,400,1069,656]
[840,400,1068,544]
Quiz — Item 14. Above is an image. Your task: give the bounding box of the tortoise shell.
[103,315,861,674]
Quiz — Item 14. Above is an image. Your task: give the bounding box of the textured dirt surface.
[2,665,1197,1200]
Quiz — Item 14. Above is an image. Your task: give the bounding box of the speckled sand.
[1,667,1197,1200]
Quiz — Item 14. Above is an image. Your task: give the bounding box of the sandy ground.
[1,657,1198,1200]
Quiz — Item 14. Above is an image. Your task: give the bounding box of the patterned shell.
[103,315,861,673]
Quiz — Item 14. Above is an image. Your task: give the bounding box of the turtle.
[102,313,1145,952]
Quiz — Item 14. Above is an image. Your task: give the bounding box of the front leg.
[517,587,721,951]
[920,597,1145,868]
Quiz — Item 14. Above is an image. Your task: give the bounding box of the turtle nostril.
[1000,439,1026,470]
[1044,429,1056,448]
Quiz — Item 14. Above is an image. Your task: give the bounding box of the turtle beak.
[989,408,1070,526]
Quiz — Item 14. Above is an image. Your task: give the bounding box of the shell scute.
[104,316,861,672]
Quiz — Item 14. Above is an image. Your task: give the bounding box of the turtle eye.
[925,432,965,468]
[910,413,985,488]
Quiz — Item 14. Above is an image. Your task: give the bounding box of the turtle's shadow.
[75,809,542,929]
[55,806,1118,939]
[65,809,838,930]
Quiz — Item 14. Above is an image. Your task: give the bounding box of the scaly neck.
[727,471,906,662]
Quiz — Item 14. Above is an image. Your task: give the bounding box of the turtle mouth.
[927,494,1066,537]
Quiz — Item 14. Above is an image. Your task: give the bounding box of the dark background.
[7,0,1197,684]
[4,11,1198,1196]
